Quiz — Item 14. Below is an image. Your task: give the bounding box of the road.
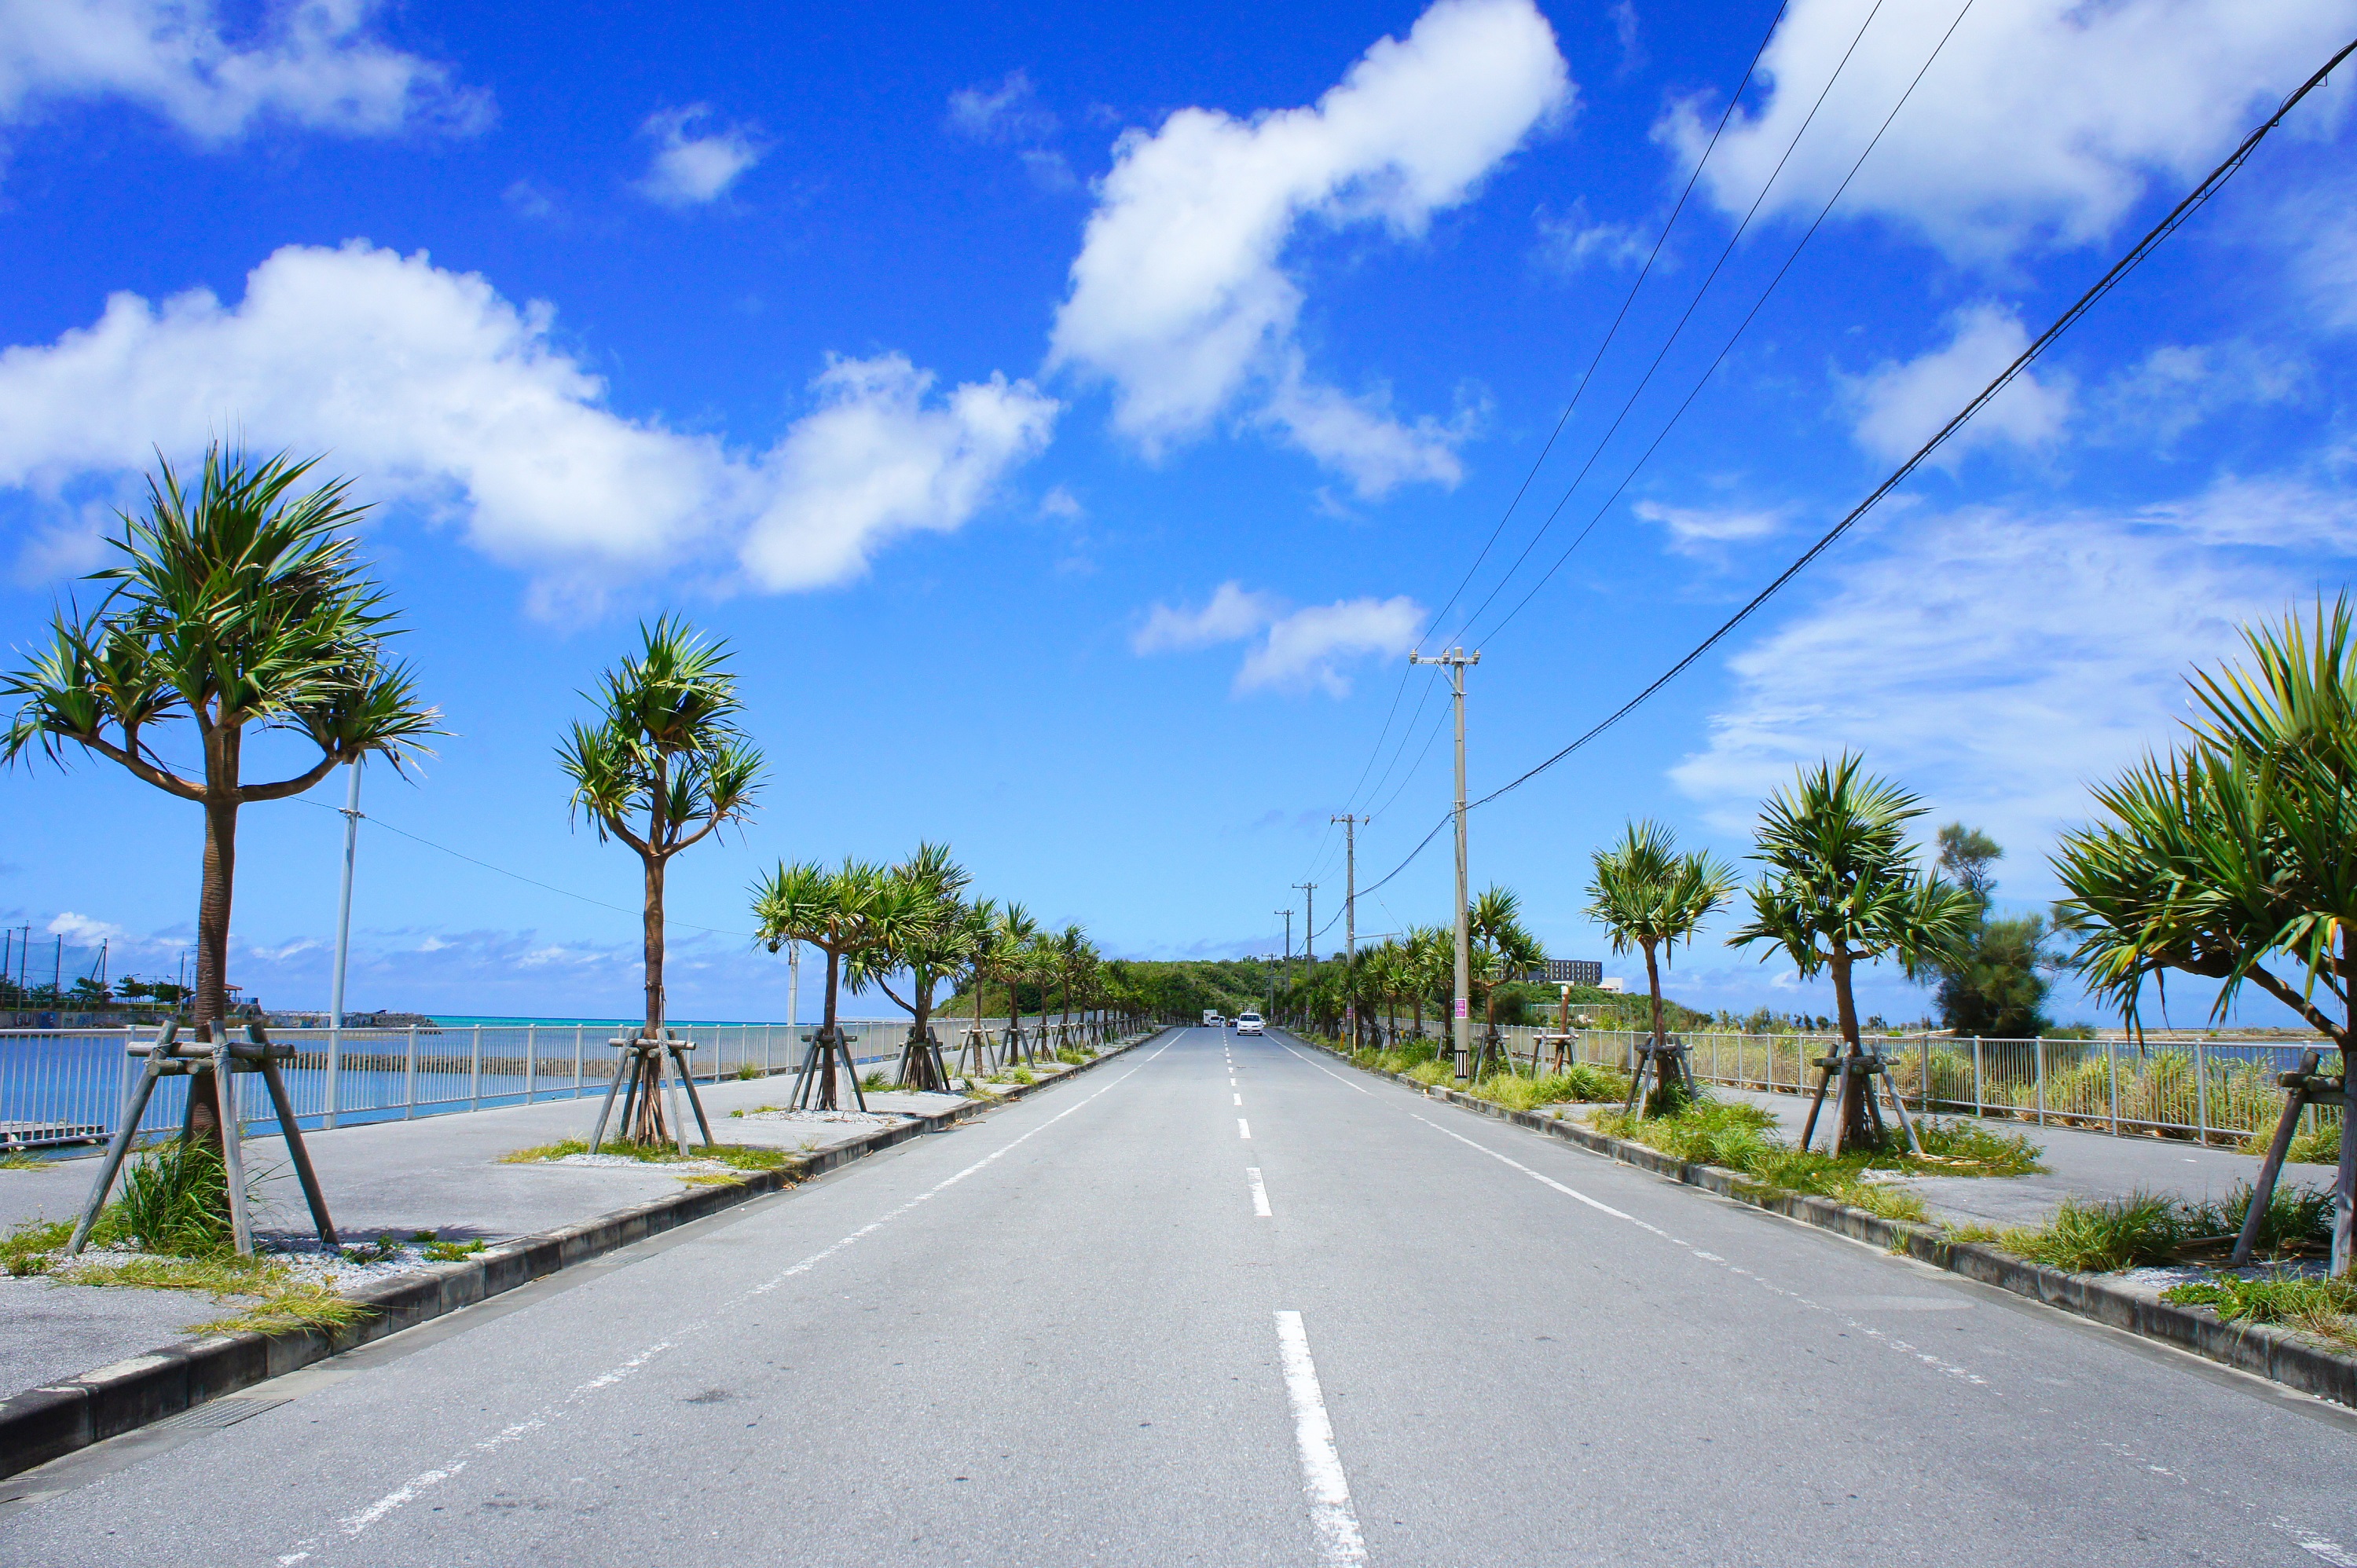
[4,1027,2352,1566]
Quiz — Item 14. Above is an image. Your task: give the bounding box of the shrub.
[2161,1273,2357,1345]
[115,1139,251,1258]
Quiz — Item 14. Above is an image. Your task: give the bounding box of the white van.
[1203,1009,1226,1027]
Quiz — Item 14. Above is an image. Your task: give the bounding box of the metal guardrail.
[1354,1024,2346,1148]
[0,1017,1072,1151]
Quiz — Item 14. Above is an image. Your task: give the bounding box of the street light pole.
[327,755,364,1130]
[1410,647,1480,1079]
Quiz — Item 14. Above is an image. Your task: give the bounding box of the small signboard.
[1529,959,1603,987]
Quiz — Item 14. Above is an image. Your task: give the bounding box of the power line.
[1470,0,1981,647]
[1347,29,2357,900]
[1329,0,1793,822]
[1446,0,1902,644]
[293,795,758,940]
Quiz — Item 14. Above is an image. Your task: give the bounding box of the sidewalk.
[1567,1084,2334,1229]
[0,1061,1086,1401]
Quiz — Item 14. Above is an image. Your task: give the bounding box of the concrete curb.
[1292,1034,2357,1411]
[0,1029,1172,1478]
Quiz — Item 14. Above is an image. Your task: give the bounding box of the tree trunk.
[187,789,241,1144]
[642,850,666,1039]
[1828,942,1873,1149]
[819,944,842,1108]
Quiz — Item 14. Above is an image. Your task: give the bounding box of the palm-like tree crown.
[3,445,438,795]
[753,858,889,962]
[1585,821,1734,958]
[1727,755,1974,980]
[559,616,763,858]
[2055,596,2357,1038]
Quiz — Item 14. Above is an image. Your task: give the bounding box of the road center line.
[1248,1167,1273,1217]
[1233,1093,1243,1106]
[1238,1117,1252,1139]
[1274,1311,1369,1566]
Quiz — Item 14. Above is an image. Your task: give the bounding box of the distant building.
[1598,977,1625,994]
[1527,958,1604,987]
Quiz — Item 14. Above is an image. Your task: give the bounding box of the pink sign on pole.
[1453,998,1468,1020]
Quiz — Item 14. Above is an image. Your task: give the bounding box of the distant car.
[1235,1012,1265,1035]
[1203,1009,1226,1028]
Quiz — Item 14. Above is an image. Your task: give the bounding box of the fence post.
[469,1024,482,1112]
[2035,1038,2047,1127]
[526,1023,537,1105]
[2195,1041,2209,1145]
[2106,1035,2120,1134]
[1920,1033,1930,1113]
[404,1024,418,1120]
[1973,1037,1983,1118]
[574,1023,585,1097]
[324,1022,342,1131]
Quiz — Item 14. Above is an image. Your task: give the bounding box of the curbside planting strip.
[0,1030,1174,1479]
[1294,1034,2357,1412]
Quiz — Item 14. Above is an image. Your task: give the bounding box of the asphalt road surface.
[5,1028,2353,1566]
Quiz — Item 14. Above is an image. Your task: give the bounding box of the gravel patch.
[736,1109,908,1128]
[548,1152,728,1174]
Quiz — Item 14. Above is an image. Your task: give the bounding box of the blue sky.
[0,0,2352,1028]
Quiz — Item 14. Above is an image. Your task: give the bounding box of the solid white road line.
[1248,1167,1273,1218]
[1274,1311,1368,1566]
[1238,1117,1252,1139]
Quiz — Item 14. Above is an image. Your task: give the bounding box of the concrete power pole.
[1410,647,1481,1079]
[1293,883,1317,973]
[1276,910,1293,1018]
[1331,815,1362,1046]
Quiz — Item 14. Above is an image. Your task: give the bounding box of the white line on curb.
[1238,1117,1252,1139]
[1274,1311,1368,1566]
[1248,1167,1273,1217]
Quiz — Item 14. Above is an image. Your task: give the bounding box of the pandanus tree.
[1402,925,1450,1043]
[2,447,438,1166]
[852,844,973,1093]
[2052,598,2357,1274]
[1727,756,1976,1149]
[752,858,886,1109]
[1585,821,1736,1076]
[1466,885,1541,1070]
[1054,924,1098,1043]
[1023,934,1065,1049]
[559,617,763,1048]
[977,902,1039,1052]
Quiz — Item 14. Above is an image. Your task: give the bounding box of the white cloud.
[1843,304,2069,465]
[946,70,1073,189]
[635,104,764,207]
[47,910,125,943]
[948,69,1058,143]
[1047,0,1567,496]
[2089,341,2305,447]
[0,0,489,142]
[1132,581,1285,654]
[1669,477,2357,892]
[740,354,1058,592]
[0,241,1057,606]
[1662,0,2354,260]
[2289,181,2357,332]
[1131,581,1423,696]
[1534,199,1646,271]
[1634,497,1787,558]
[1037,485,1083,522]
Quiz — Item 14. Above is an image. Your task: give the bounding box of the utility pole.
[1277,910,1293,1019]
[1293,883,1317,971]
[1410,646,1480,1079]
[1331,815,1362,1046]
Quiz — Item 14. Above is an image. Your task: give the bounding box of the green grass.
[734,1063,763,1080]
[1997,1182,2334,1273]
[1056,1049,1090,1065]
[2238,1122,2344,1166]
[3,1218,72,1277]
[2161,1272,2357,1347]
[1588,1102,2036,1228]
[1472,1064,1632,1112]
[422,1238,487,1262]
[1012,1068,1037,1086]
[0,1151,48,1171]
[500,1138,791,1173]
